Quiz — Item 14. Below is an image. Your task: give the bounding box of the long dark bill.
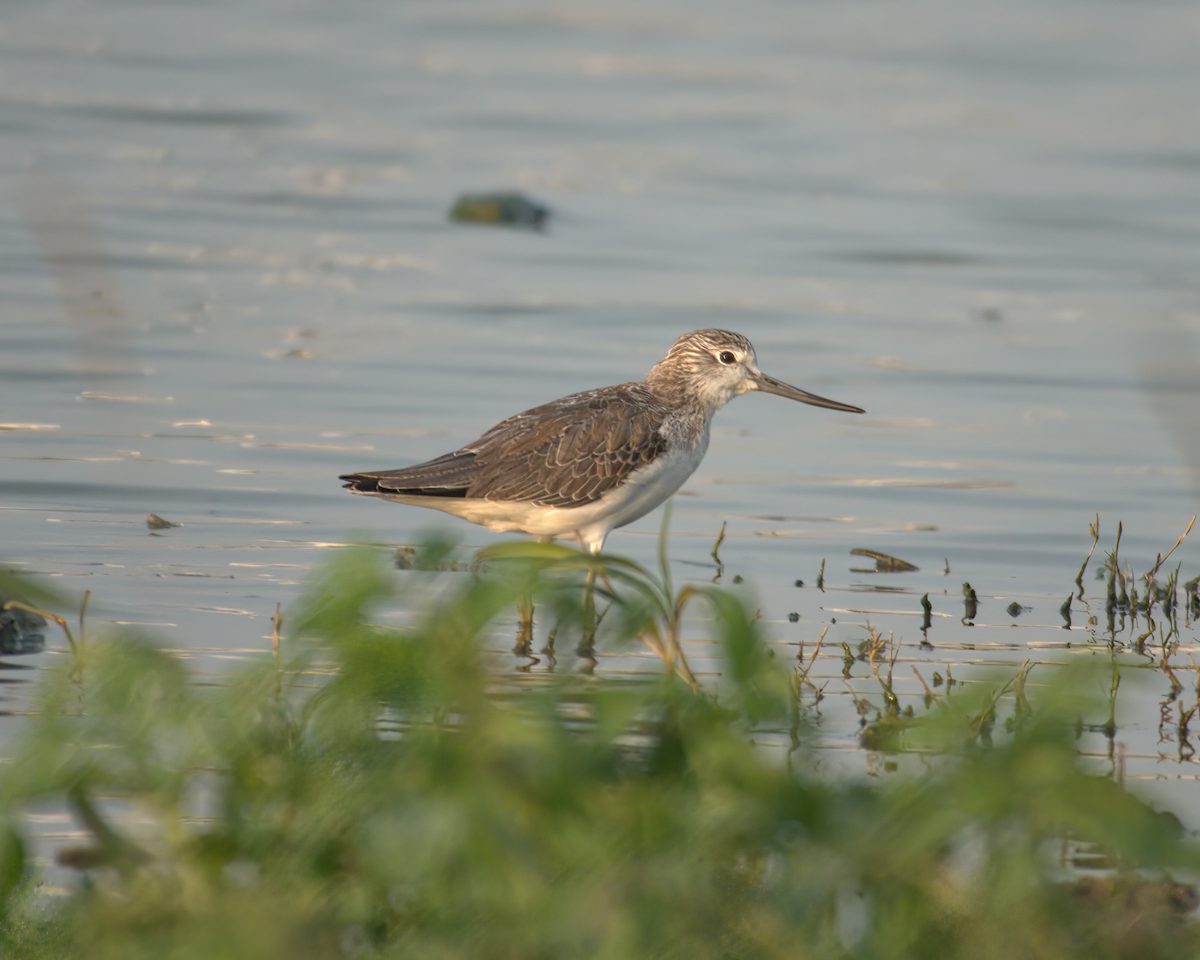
[754,373,865,413]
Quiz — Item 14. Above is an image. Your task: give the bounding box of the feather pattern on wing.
[340,382,676,509]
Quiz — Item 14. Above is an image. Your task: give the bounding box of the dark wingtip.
[339,473,468,499]
[339,473,378,492]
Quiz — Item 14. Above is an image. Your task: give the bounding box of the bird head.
[647,329,865,417]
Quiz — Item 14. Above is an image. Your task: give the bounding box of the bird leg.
[513,595,535,659]
[540,621,558,661]
[572,534,605,661]
[514,536,555,660]
[575,566,599,661]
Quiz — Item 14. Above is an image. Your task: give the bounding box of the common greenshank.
[340,329,863,650]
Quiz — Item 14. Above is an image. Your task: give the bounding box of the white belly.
[360,429,710,552]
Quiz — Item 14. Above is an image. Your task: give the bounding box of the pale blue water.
[2,0,1199,823]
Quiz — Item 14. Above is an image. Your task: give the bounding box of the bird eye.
[718,351,737,365]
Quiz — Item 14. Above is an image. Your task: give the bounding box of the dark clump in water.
[449,191,550,230]
[0,598,47,655]
[395,545,468,572]
[850,549,919,573]
[962,582,978,622]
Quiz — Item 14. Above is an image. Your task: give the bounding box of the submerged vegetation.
[0,522,1199,958]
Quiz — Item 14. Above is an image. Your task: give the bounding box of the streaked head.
[646,328,865,416]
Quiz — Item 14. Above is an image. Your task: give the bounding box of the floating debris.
[449,191,549,229]
[147,514,181,530]
[1077,514,1101,592]
[711,521,725,583]
[850,549,919,573]
[395,546,467,572]
[787,612,799,623]
[840,642,855,679]
[962,582,978,622]
[55,846,112,871]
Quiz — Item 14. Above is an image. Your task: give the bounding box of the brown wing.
[339,383,671,508]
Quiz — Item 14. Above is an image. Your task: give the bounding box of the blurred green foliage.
[0,542,1198,959]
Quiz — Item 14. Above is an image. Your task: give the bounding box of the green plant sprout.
[0,524,1197,959]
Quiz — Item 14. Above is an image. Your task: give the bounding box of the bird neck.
[644,360,734,419]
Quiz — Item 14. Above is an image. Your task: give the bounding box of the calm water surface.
[2,0,1200,826]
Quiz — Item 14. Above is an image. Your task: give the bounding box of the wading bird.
[341,329,864,653]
